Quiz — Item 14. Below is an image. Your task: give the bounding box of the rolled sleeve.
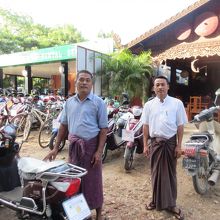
[59,104,68,125]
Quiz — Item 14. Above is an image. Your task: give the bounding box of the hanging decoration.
[194,11,219,37]
[175,22,192,40]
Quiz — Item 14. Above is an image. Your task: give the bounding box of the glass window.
[176,69,189,86]
[157,65,171,82]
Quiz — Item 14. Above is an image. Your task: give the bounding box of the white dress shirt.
[141,95,188,139]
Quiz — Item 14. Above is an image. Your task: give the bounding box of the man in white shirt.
[141,75,187,220]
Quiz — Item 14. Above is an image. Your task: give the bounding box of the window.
[157,65,171,82]
[176,69,189,86]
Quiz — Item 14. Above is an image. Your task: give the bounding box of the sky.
[0,0,198,44]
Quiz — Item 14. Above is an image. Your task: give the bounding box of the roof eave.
[126,0,210,49]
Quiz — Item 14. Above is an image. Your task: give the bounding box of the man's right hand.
[43,149,58,161]
[143,146,150,157]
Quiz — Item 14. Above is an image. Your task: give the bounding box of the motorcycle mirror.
[122,100,129,105]
[122,92,129,100]
[214,96,220,106]
[215,88,220,96]
[214,88,220,106]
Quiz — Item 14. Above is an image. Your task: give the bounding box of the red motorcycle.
[0,123,90,220]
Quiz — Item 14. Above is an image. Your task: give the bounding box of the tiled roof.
[153,40,220,60]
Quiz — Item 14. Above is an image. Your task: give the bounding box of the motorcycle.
[102,101,133,162]
[123,106,143,171]
[101,93,130,162]
[0,123,90,220]
[182,88,220,195]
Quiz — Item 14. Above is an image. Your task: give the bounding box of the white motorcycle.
[182,88,220,195]
[0,124,90,220]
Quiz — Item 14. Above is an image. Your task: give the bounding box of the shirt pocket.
[164,109,176,125]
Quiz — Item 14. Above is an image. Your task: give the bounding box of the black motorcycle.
[182,89,220,195]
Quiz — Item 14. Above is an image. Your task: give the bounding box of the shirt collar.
[155,95,169,103]
[75,92,93,102]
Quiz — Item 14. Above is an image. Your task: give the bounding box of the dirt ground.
[1,123,220,220]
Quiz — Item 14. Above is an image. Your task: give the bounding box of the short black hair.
[77,70,93,79]
[153,75,169,84]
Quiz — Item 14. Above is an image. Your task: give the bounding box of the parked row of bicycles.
[0,92,64,150]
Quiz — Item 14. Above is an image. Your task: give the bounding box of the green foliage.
[0,8,85,54]
[97,31,121,49]
[98,30,114,38]
[101,49,153,102]
[32,78,49,89]
[2,76,11,88]
[17,76,24,87]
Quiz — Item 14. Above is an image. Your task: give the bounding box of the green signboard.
[0,44,77,67]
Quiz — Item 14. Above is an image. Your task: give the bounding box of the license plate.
[62,194,91,220]
[182,158,199,169]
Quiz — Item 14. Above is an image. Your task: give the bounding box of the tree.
[97,30,122,49]
[101,49,153,102]
[0,8,85,54]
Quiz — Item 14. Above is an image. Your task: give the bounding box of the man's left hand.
[91,151,102,167]
[175,146,182,159]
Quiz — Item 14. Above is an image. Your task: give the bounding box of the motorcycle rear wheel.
[16,211,53,220]
[124,147,134,171]
[192,173,209,195]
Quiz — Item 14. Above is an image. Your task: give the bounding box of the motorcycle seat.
[18,157,65,180]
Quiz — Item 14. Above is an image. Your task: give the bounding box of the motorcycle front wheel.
[192,173,209,195]
[102,143,108,162]
[124,147,134,171]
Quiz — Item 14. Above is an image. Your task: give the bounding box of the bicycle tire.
[38,119,53,148]
[49,132,66,152]
[23,115,32,141]
[10,113,27,137]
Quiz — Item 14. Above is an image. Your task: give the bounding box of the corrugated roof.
[126,0,210,49]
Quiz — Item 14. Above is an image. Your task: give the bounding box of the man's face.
[153,78,169,99]
[76,72,93,95]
